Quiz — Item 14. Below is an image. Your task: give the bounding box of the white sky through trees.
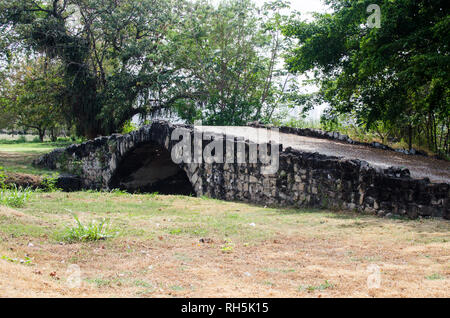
[212,0,329,15]
[257,0,328,16]
[210,0,330,121]
[261,0,330,120]
[148,1,330,125]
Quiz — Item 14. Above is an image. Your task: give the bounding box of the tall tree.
[2,57,67,141]
[283,0,449,155]
[0,0,181,138]
[167,0,294,125]
[1,0,300,134]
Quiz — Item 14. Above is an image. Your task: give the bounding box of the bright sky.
[289,0,328,12]
[258,0,329,15]
[277,1,330,119]
[272,0,330,120]
[213,0,330,17]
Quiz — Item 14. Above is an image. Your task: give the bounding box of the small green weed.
[426,273,444,280]
[0,185,32,208]
[0,166,6,188]
[60,213,116,242]
[299,280,335,292]
[221,239,234,253]
[110,188,128,195]
[1,255,34,266]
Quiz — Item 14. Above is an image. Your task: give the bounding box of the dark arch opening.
[109,142,195,195]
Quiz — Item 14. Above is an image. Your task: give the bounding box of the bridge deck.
[199,126,450,184]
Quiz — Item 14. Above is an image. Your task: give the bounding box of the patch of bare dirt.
[0,194,448,298]
[4,173,43,189]
[1,232,448,298]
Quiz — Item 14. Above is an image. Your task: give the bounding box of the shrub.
[40,174,61,192]
[17,135,27,143]
[121,120,137,134]
[0,166,6,188]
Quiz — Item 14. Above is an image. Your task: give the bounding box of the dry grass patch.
[0,192,448,298]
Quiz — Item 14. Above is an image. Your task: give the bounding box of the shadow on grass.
[216,198,449,235]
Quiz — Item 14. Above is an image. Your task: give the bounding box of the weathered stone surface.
[33,121,450,220]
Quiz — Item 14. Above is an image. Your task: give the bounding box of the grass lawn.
[0,142,449,298]
[0,141,72,176]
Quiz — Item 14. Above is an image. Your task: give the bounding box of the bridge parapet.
[34,121,449,219]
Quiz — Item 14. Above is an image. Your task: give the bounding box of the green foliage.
[221,238,234,253]
[169,228,182,235]
[61,213,116,243]
[166,0,299,125]
[271,117,321,129]
[283,0,449,156]
[17,136,27,143]
[40,174,61,192]
[0,166,5,188]
[0,0,181,138]
[320,114,345,133]
[1,57,67,141]
[121,121,137,135]
[425,273,444,280]
[0,0,302,134]
[110,188,129,196]
[0,185,32,208]
[149,191,159,198]
[299,280,335,292]
[1,255,33,266]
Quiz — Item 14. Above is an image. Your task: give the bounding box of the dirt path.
[200,127,450,184]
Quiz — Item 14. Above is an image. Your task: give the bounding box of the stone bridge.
[34,121,449,219]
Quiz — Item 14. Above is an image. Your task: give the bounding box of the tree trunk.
[408,124,412,150]
[50,128,57,142]
[85,126,101,140]
[38,129,46,142]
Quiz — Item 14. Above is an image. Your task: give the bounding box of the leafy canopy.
[283,0,449,154]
